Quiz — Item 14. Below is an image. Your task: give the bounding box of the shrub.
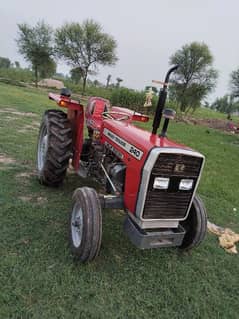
[0,68,34,83]
[110,88,144,111]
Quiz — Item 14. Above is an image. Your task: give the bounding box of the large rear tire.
[37,109,72,186]
[179,194,207,250]
[69,187,102,262]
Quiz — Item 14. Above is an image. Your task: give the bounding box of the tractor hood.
[101,119,192,161]
[100,119,203,215]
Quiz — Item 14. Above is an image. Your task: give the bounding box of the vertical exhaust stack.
[152,65,179,135]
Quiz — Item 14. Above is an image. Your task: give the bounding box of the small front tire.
[179,194,207,250]
[69,187,102,262]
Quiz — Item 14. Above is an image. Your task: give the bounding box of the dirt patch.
[18,195,47,204]
[37,196,48,204]
[0,154,16,165]
[4,116,19,121]
[16,171,36,178]
[15,170,37,187]
[17,121,40,133]
[19,196,33,202]
[179,116,239,134]
[0,108,37,117]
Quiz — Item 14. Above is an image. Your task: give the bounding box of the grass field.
[0,83,238,319]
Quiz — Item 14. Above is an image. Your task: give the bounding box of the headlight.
[179,179,194,190]
[153,177,169,190]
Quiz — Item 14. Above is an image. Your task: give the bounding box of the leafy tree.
[16,21,54,87]
[93,79,101,86]
[55,19,118,93]
[116,77,123,88]
[211,95,239,117]
[230,68,239,98]
[0,57,11,69]
[145,86,158,94]
[70,67,84,84]
[39,57,56,79]
[169,42,218,112]
[14,61,20,68]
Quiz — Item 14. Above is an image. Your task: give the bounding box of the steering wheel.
[102,111,130,121]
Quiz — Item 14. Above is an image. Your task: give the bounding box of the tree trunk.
[82,72,87,94]
[34,65,38,88]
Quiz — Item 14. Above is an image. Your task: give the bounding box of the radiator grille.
[143,153,203,220]
[151,153,202,177]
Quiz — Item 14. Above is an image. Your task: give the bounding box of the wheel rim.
[71,203,83,248]
[37,125,48,171]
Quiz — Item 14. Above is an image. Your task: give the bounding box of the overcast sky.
[0,0,238,101]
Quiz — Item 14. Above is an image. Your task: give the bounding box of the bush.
[0,68,34,83]
[84,85,112,100]
[110,87,146,111]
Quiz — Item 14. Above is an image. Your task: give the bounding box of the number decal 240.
[130,146,141,158]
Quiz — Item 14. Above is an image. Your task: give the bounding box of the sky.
[0,0,239,102]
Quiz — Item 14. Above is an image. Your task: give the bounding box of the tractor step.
[99,195,124,209]
[124,216,185,249]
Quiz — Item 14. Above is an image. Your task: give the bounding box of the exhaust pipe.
[152,65,179,135]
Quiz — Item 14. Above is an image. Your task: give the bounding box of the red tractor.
[37,66,207,262]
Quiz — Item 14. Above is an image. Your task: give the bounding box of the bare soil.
[18,121,39,133]
[16,171,35,178]
[0,108,37,117]
[18,195,47,204]
[18,196,33,202]
[0,154,16,165]
[179,116,239,134]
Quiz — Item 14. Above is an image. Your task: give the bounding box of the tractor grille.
[143,153,203,220]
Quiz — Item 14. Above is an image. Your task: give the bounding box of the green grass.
[182,106,239,122]
[0,82,238,319]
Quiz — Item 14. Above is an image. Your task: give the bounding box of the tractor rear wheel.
[37,109,72,186]
[179,194,207,250]
[69,187,102,262]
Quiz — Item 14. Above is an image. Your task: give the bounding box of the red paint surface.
[101,120,192,213]
[48,93,81,111]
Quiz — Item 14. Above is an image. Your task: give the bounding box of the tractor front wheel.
[69,187,102,262]
[37,109,72,186]
[179,194,207,250]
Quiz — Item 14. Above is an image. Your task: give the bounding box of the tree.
[169,42,218,112]
[14,61,20,68]
[39,57,56,79]
[230,68,239,98]
[70,67,84,84]
[0,57,11,69]
[16,21,54,87]
[55,19,118,93]
[106,74,111,88]
[211,95,239,117]
[145,86,158,94]
[116,77,123,88]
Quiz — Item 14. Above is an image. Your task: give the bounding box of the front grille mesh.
[151,153,202,177]
[143,153,203,220]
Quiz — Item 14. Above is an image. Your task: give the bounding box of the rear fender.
[48,92,84,171]
[48,92,82,111]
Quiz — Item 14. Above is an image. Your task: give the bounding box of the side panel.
[101,125,149,213]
